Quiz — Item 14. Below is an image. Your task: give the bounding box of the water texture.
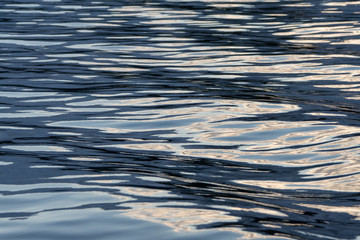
[1,0,360,239]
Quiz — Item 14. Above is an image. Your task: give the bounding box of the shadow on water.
[1,0,360,239]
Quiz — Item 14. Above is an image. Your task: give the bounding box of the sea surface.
[1,0,360,239]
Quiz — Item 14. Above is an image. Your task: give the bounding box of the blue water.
[1,0,360,239]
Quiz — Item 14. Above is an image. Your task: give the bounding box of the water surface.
[1,0,360,239]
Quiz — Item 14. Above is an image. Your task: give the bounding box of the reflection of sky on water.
[1,0,360,239]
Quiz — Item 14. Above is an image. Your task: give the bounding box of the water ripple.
[1,0,360,239]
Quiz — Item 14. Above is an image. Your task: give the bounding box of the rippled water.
[1,0,360,239]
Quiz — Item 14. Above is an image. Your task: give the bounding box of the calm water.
[1,0,360,239]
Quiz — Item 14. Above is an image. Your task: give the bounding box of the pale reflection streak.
[323,1,360,6]
[237,173,360,193]
[115,187,298,240]
[121,203,239,233]
[2,145,71,153]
